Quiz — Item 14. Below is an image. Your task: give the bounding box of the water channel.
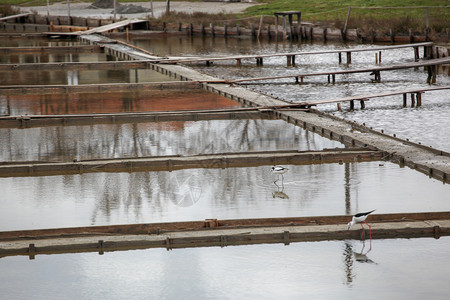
[1,35,449,298]
[1,237,449,299]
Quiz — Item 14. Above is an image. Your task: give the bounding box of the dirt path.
[21,1,258,19]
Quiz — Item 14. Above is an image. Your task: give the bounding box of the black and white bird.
[271,165,288,185]
[347,210,376,239]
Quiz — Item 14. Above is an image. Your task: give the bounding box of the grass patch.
[1,0,448,34]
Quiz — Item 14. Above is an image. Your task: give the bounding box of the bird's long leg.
[363,221,372,239]
[360,223,365,240]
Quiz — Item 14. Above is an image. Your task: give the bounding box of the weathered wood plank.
[0,81,202,95]
[1,212,449,258]
[229,57,450,84]
[0,45,102,54]
[0,148,383,177]
[0,108,271,128]
[0,60,149,71]
[160,42,434,64]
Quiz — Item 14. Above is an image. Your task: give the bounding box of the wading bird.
[271,166,288,185]
[347,210,376,239]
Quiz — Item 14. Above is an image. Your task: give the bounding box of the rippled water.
[1,237,449,299]
[130,36,450,151]
[1,89,239,115]
[0,118,338,162]
[1,36,450,298]
[1,161,449,231]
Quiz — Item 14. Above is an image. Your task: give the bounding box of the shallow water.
[1,161,448,231]
[129,36,450,151]
[1,36,450,298]
[0,237,449,299]
[1,89,239,116]
[0,118,338,162]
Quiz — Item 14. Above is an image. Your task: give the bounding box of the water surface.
[0,237,448,299]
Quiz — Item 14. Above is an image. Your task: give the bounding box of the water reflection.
[2,89,238,116]
[1,238,449,298]
[0,119,339,162]
[1,162,449,231]
[131,36,449,152]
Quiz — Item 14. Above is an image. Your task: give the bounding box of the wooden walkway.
[0,148,383,177]
[42,19,148,36]
[160,42,434,65]
[0,13,32,22]
[297,86,450,109]
[227,57,450,85]
[0,45,102,54]
[0,60,149,71]
[1,211,449,258]
[0,107,272,128]
[0,81,201,96]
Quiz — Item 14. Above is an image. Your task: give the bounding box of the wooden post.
[166,0,170,14]
[350,100,355,110]
[236,58,241,67]
[379,51,382,63]
[375,53,378,64]
[389,28,395,44]
[338,52,342,64]
[151,0,154,18]
[343,7,351,34]
[360,100,366,109]
[332,74,336,83]
[337,103,342,111]
[411,93,416,107]
[403,93,407,107]
[346,52,351,64]
[224,24,227,36]
[292,55,296,66]
[416,92,422,107]
[257,15,264,40]
[286,55,291,66]
[414,47,419,62]
[189,23,193,36]
[275,16,278,41]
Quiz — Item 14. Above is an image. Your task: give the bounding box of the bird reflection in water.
[272,187,289,199]
[353,240,376,264]
[343,240,377,286]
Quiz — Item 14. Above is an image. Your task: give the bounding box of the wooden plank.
[0,212,449,258]
[81,19,147,35]
[0,148,384,178]
[160,42,434,64]
[300,86,450,106]
[228,57,450,84]
[0,13,32,21]
[1,211,448,239]
[0,81,202,95]
[0,60,150,71]
[0,45,102,54]
[0,108,271,128]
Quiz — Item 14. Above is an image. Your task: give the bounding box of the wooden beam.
[1,212,449,257]
[0,81,202,96]
[0,148,384,178]
[0,45,102,54]
[0,60,149,71]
